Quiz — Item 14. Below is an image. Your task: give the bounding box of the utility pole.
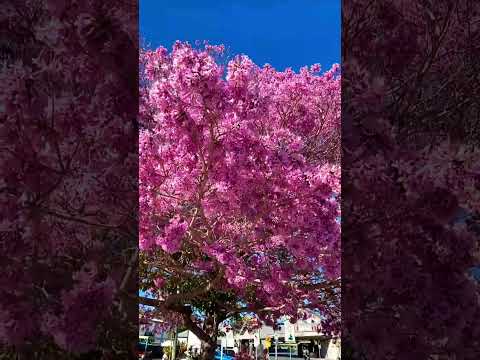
[171,287,179,360]
[273,329,278,360]
[171,326,178,360]
[254,331,260,360]
[144,336,149,355]
[220,335,227,360]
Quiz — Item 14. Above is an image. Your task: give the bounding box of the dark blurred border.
[342,1,480,359]
[1,1,138,358]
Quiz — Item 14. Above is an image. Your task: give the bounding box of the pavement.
[169,357,332,360]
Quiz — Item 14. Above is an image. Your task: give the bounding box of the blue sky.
[140,0,340,72]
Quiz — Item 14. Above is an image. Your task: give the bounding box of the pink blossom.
[139,41,341,347]
[155,216,187,254]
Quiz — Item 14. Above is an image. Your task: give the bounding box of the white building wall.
[187,331,202,350]
[225,329,235,347]
[326,338,341,359]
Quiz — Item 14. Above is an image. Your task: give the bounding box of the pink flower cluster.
[155,215,188,253]
[140,41,341,330]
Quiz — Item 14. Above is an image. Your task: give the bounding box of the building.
[140,321,202,354]
[218,315,340,359]
[139,321,169,345]
[140,315,340,359]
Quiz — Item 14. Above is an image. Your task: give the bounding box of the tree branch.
[180,307,214,345]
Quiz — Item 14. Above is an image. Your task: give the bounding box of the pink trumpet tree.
[139,42,340,359]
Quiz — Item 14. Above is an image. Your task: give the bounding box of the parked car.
[224,349,235,357]
[214,349,234,360]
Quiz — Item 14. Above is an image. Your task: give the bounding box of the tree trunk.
[200,341,217,360]
[200,322,218,360]
[160,304,225,360]
[198,314,219,360]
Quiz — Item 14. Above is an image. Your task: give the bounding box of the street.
[267,357,325,360]
[269,358,333,360]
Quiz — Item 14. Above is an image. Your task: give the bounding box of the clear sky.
[140,0,340,72]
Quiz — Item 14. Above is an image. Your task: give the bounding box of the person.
[303,348,310,360]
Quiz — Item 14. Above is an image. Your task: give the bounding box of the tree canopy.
[139,41,341,358]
